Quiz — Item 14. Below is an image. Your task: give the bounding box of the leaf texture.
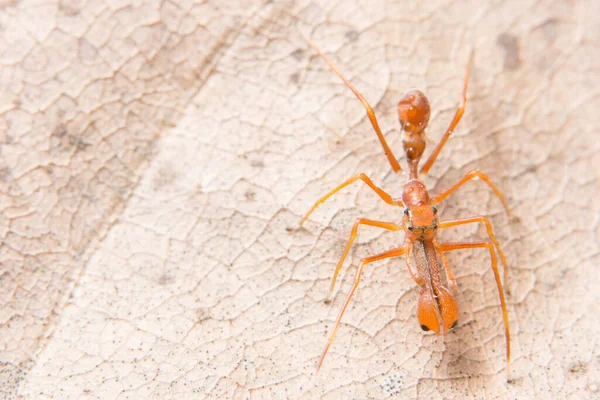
[0,0,598,399]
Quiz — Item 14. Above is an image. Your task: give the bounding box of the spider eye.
[432,206,437,214]
[420,324,430,332]
[404,208,410,216]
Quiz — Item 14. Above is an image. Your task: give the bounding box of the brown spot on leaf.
[289,72,300,85]
[51,124,67,138]
[0,166,10,180]
[245,190,256,201]
[157,274,171,285]
[345,29,359,42]
[69,135,90,151]
[497,33,521,70]
[569,361,587,374]
[59,0,81,16]
[196,308,210,322]
[291,48,305,61]
[49,123,89,152]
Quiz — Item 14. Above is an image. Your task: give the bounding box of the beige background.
[1,0,599,399]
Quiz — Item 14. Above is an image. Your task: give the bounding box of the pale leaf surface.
[1,0,598,399]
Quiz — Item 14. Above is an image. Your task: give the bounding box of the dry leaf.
[1,0,599,399]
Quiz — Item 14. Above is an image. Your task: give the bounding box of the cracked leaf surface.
[1,0,598,399]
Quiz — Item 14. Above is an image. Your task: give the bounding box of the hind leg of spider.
[439,216,510,286]
[317,246,408,371]
[437,241,510,365]
[326,219,402,303]
[300,173,402,225]
[431,169,511,215]
[420,50,473,174]
[305,38,402,173]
